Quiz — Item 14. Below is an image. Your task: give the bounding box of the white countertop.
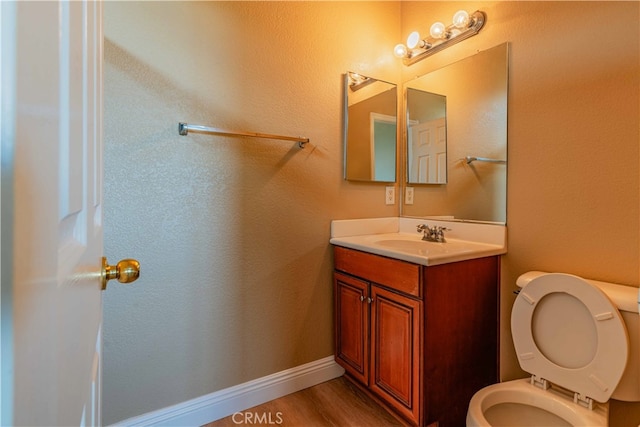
[330,217,507,267]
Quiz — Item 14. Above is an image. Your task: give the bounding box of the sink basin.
[330,230,506,266]
[375,237,485,256]
[375,239,446,255]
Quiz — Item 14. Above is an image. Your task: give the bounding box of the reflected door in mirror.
[409,117,446,183]
[406,89,447,184]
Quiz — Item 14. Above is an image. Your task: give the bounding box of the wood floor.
[203,376,406,427]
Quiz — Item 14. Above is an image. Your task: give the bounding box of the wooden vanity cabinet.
[333,246,499,427]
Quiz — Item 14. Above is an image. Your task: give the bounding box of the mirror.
[344,72,397,182]
[407,89,447,184]
[402,43,509,223]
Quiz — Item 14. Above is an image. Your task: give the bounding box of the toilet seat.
[466,378,609,426]
[512,273,628,403]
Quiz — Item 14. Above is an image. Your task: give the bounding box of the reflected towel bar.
[178,122,309,148]
[465,156,506,165]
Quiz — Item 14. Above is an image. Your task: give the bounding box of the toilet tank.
[592,279,640,402]
[517,272,640,402]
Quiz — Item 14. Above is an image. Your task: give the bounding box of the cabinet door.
[370,285,422,425]
[334,272,369,385]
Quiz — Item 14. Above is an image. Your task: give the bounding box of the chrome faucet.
[416,224,450,243]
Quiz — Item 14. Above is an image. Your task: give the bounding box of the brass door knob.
[102,257,140,290]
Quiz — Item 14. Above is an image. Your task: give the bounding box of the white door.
[409,118,446,184]
[0,2,130,425]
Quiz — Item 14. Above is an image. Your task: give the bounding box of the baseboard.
[111,356,345,427]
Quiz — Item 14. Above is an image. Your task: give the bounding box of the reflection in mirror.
[344,72,397,182]
[407,89,447,184]
[402,43,508,223]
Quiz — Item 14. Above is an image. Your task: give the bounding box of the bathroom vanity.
[330,217,506,426]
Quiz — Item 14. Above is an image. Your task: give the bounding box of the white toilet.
[467,271,640,426]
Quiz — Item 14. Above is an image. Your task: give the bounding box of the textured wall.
[102,2,400,424]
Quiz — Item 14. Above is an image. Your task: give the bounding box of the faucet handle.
[434,226,451,237]
[416,224,429,232]
[433,226,450,243]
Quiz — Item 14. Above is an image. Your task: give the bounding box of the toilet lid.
[512,273,628,403]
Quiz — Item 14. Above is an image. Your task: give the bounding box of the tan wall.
[400,2,639,424]
[103,1,400,424]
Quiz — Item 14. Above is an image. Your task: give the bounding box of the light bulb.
[452,10,470,28]
[429,22,446,39]
[393,43,408,58]
[406,31,421,49]
[348,72,363,84]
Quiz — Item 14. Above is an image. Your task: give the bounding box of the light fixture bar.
[401,10,486,66]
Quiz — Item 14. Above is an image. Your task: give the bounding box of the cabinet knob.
[360,295,365,302]
[367,297,373,304]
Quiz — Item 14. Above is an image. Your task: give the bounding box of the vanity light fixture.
[394,10,486,66]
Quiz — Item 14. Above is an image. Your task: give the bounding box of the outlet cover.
[405,187,414,205]
[385,186,395,205]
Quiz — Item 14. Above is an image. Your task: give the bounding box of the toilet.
[467,271,640,426]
